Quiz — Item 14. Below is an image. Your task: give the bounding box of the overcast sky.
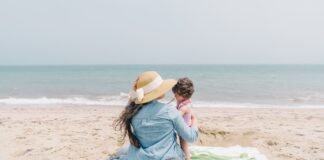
[0,0,323,65]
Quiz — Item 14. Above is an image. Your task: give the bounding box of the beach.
[1,106,323,160]
[2,0,324,158]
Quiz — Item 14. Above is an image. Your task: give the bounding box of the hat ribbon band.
[132,76,163,102]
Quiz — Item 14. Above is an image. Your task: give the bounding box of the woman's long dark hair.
[113,101,144,148]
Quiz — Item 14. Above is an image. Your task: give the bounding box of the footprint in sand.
[13,149,33,157]
[294,146,300,149]
[93,128,102,131]
[42,147,54,151]
[243,131,255,136]
[266,140,278,146]
[313,129,324,133]
[92,133,98,136]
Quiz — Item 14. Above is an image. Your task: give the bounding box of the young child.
[172,77,195,160]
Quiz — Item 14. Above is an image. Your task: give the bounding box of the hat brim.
[135,79,177,104]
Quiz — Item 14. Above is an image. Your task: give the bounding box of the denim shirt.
[127,100,199,160]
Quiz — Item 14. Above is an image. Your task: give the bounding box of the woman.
[113,71,199,160]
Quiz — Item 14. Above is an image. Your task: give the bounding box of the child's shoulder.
[178,103,192,112]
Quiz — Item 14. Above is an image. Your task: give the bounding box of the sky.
[0,0,324,65]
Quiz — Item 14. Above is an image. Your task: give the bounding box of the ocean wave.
[189,101,324,108]
[0,97,323,108]
[0,97,128,106]
[0,92,133,106]
[287,93,324,103]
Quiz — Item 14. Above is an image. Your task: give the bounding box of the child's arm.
[178,104,190,116]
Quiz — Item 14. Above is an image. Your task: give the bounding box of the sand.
[0,106,324,160]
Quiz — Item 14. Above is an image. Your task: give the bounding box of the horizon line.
[0,63,324,66]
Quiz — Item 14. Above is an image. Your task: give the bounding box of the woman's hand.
[190,113,198,128]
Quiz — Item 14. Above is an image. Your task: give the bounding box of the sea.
[0,65,323,108]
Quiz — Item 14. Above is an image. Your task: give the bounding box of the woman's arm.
[169,107,198,143]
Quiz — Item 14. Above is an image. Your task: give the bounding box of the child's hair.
[172,77,194,99]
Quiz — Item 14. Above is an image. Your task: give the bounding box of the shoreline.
[1,106,323,159]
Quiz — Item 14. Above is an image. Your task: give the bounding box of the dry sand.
[0,106,324,160]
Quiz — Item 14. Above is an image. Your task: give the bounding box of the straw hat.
[131,71,176,104]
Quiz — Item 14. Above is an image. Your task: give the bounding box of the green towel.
[190,148,257,160]
[191,153,232,160]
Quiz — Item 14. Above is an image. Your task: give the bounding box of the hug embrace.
[112,71,198,160]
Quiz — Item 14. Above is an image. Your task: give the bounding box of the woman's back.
[132,101,175,148]
[128,100,198,160]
